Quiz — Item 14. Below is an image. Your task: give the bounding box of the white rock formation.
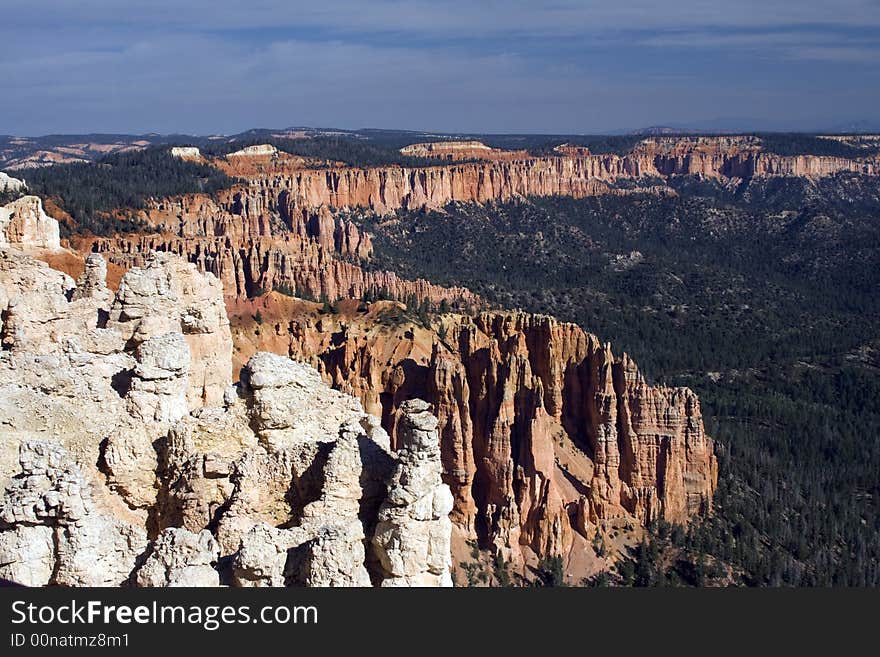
[0,441,145,586]
[71,252,111,305]
[109,251,232,408]
[0,247,452,587]
[227,144,277,158]
[170,146,202,160]
[0,171,26,194]
[0,195,60,250]
[134,528,220,587]
[372,399,454,586]
[0,250,132,492]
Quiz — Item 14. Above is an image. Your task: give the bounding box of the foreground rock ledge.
[0,242,452,587]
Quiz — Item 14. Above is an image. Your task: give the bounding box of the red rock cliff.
[230,304,717,567]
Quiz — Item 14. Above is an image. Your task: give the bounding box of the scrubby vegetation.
[16,147,238,236]
[204,136,446,168]
[0,188,25,205]
[757,133,880,158]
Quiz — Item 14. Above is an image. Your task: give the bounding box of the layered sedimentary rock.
[236,305,717,567]
[85,136,878,310]
[1,195,60,250]
[72,137,759,575]
[195,136,878,218]
[24,135,821,578]
[0,245,452,587]
[108,251,233,408]
[630,136,877,178]
[88,232,477,306]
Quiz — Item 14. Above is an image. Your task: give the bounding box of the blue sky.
[1,0,879,135]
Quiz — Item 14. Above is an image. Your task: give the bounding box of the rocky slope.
[10,136,811,582]
[0,215,453,587]
[75,138,811,578]
[87,230,478,307]
[230,297,717,574]
[81,134,877,305]
[0,195,60,251]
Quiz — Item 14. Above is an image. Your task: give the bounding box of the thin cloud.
[5,1,880,33]
[0,1,878,134]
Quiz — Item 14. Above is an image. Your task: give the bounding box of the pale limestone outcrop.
[0,249,78,353]
[98,333,191,510]
[0,251,133,491]
[0,442,145,587]
[0,246,453,587]
[242,352,364,447]
[228,144,278,158]
[0,196,60,251]
[372,400,454,586]
[71,252,111,305]
[156,405,258,536]
[109,251,232,408]
[126,333,191,426]
[0,171,26,194]
[0,525,54,586]
[134,528,220,587]
[232,523,303,587]
[399,140,528,161]
[170,146,202,160]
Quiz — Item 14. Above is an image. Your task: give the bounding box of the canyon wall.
[88,232,478,307]
[205,136,877,217]
[85,136,877,305]
[70,136,803,572]
[231,304,717,567]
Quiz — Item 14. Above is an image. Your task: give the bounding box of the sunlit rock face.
[0,248,452,587]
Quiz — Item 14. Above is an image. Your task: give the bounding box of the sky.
[1,0,879,136]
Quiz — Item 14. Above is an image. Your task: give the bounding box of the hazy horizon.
[2,1,879,136]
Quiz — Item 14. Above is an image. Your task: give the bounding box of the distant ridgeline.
[3,131,879,240]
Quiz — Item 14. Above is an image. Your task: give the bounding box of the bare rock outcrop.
[372,400,454,586]
[228,144,278,158]
[400,141,529,161]
[170,146,202,161]
[90,231,476,306]
[71,252,111,304]
[0,251,133,490]
[134,528,220,587]
[0,246,454,587]
[108,251,232,407]
[85,134,880,309]
[0,195,60,251]
[0,172,26,193]
[0,441,145,587]
[265,307,716,570]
